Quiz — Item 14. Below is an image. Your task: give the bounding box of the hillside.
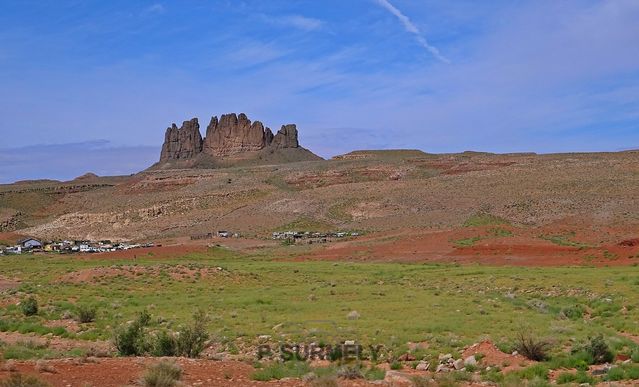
[1,150,638,249]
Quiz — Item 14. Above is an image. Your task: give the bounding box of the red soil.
[462,341,530,372]
[296,226,639,267]
[0,358,385,387]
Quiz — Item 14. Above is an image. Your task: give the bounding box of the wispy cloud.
[374,0,449,63]
[263,14,324,32]
[142,3,165,16]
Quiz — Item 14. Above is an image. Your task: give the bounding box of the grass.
[539,232,589,248]
[274,217,335,233]
[1,247,639,364]
[251,361,312,381]
[463,212,508,227]
[142,361,182,387]
[453,237,481,247]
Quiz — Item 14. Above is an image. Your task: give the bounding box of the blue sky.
[1,0,638,182]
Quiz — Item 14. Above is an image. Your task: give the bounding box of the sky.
[1,0,638,183]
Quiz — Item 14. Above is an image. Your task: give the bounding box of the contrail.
[374,0,450,63]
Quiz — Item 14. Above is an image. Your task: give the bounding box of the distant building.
[18,238,42,249]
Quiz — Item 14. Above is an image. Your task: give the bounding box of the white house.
[19,238,42,249]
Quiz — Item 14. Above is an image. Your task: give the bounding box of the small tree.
[176,310,210,358]
[20,297,38,317]
[114,310,151,356]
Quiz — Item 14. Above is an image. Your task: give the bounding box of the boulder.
[416,361,430,371]
[464,356,477,367]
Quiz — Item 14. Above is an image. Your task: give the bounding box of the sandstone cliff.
[156,113,319,168]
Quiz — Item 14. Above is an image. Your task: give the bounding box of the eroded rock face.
[160,118,203,161]
[160,113,300,162]
[272,124,299,149]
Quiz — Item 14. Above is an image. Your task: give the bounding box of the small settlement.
[0,237,154,255]
[272,230,360,244]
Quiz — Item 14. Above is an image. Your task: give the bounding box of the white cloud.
[374,0,449,63]
[263,14,324,32]
[143,3,165,16]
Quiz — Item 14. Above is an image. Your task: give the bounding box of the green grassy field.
[2,247,639,378]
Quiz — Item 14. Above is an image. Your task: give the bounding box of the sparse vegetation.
[463,212,508,227]
[142,361,182,387]
[514,330,551,361]
[20,297,38,317]
[251,361,311,381]
[113,310,151,356]
[585,334,614,364]
[0,374,50,387]
[75,304,97,323]
[175,310,209,358]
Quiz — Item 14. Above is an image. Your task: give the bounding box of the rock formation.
[160,118,203,161]
[203,113,279,157]
[156,113,315,168]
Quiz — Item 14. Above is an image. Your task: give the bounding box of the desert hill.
[1,150,638,249]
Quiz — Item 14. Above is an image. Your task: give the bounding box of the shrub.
[176,310,209,358]
[585,334,614,364]
[631,348,639,363]
[20,297,38,317]
[0,373,50,387]
[517,364,549,381]
[560,305,584,320]
[113,310,151,356]
[336,365,363,379]
[142,361,182,387]
[363,366,385,380]
[75,305,97,323]
[607,366,625,381]
[513,331,550,361]
[556,370,594,385]
[251,361,311,381]
[389,360,402,370]
[310,376,339,387]
[153,331,178,357]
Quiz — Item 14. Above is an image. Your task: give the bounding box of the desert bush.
[252,361,311,381]
[516,364,549,381]
[513,331,550,361]
[20,297,38,317]
[142,360,182,387]
[389,360,402,370]
[410,376,436,387]
[606,366,625,381]
[559,305,584,320]
[310,375,339,387]
[363,366,385,380]
[585,334,614,364]
[113,310,151,356]
[0,373,50,387]
[152,331,178,357]
[176,310,209,358]
[336,365,363,379]
[556,370,594,385]
[75,305,97,323]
